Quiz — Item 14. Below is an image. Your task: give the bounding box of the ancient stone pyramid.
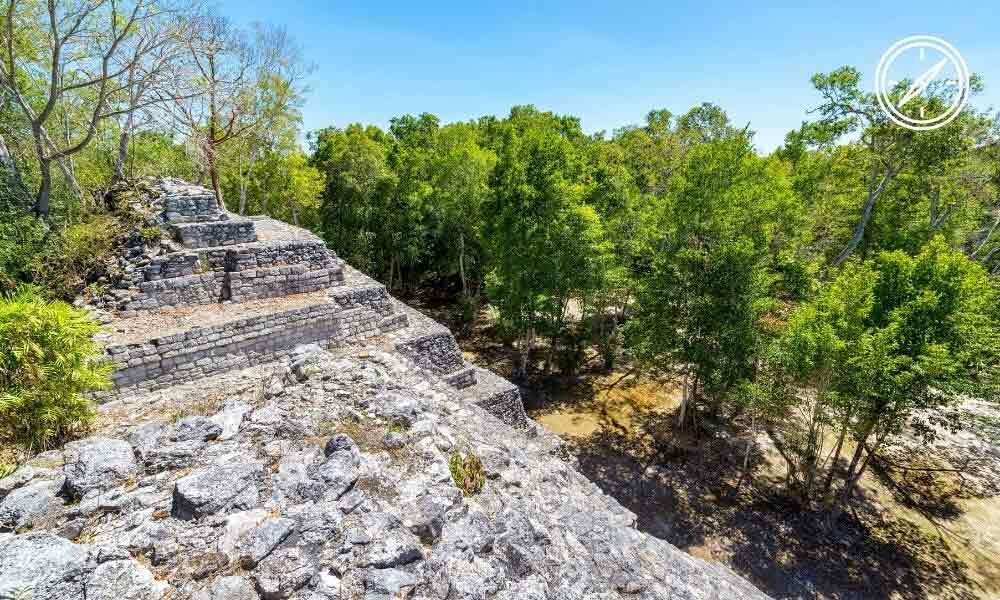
[93,179,527,428]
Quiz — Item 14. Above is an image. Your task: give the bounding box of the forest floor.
[410,295,1000,600]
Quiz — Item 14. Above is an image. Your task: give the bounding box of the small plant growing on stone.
[140,226,161,244]
[387,420,410,434]
[197,253,210,274]
[448,449,485,496]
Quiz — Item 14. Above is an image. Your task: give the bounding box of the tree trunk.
[458,232,467,297]
[113,112,134,184]
[237,151,248,215]
[833,168,896,266]
[731,416,756,499]
[821,417,850,498]
[827,422,875,522]
[971,214,1000,259]
[239,183,248,215]
[207,143,224,209]
[677,372,691,429]
[34,158,52,217]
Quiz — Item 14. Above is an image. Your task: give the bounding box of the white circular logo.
[875,35,970,131]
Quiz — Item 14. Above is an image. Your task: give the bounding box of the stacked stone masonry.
[97,179,530,428]
[171,219,258,248]
[107,302,378,393]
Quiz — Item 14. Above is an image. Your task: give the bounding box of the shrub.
[0,286,111,454]
[0,211,47,292]
[31,215,125,300]
[448,449,486,496]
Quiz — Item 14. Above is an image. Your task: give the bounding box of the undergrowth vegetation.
[0,286,112,455]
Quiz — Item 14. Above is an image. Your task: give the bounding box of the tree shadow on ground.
[563,402,980,600]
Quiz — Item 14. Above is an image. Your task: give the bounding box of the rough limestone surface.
[61,437,139,498]
[0,345,769,599]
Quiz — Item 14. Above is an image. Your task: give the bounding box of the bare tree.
[168,15,307,208]
[0,0,185,216]
[109,6,198,183]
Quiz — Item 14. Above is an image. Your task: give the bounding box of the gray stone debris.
[172,461,262,520]
[236,517,295,568]
[193,575,259,600]
[62,437,139,498]
[0,532,163,599]
[1,480,62,530]
[0,344,771,600]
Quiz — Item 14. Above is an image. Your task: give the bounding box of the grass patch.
[449,449,486,496]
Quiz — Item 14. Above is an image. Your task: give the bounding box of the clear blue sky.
[217,1,1000,152]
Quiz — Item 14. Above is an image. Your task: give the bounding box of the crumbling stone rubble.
[0,345,770,599]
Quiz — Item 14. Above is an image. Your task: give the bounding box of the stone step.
[129,238,345,312]
[443,365,477,389]
[378,312,408,333]
[171,219,257,248]
[224,240,342,273]
[226,265,344,303]
[162,192,223,223]
[103,298,384,397]
[123,272,226,314]
[328,282,393,316]
[460,366,529,428]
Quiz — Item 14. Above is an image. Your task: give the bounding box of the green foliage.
[448,449,486,496]
[140,226,161,243]
[757,237,1000,505]
[31,215,125,301]
[0,286,111,453]
[0,211,47,291]
[627,132,795,409]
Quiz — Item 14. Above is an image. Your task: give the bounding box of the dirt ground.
[410,297,1000,600]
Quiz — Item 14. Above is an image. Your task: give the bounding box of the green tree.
[793,66,994,265]
[756,237,999,513]
[482,106,607,377]
[627,132,798,428]
[428,121,495,297]
[312,124,394,273]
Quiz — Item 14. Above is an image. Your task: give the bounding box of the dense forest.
[2,1,1000,596]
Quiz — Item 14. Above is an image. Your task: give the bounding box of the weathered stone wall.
[106,303,381,396]
[162,193,221,223]
[225,266,343,303]
[225,241,339,272]
[395,332,467,375]
[124,273,226,314]
[171,219,257,248]
[123,244,345,312]
[329,283,393,315]
[144,253,200,281]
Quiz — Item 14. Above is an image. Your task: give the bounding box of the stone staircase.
[94,180,528,428]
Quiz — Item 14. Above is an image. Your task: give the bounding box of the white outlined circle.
[874,35,969,131]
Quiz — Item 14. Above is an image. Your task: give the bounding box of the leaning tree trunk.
[458,232,468,297]
[833,168,896,266]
